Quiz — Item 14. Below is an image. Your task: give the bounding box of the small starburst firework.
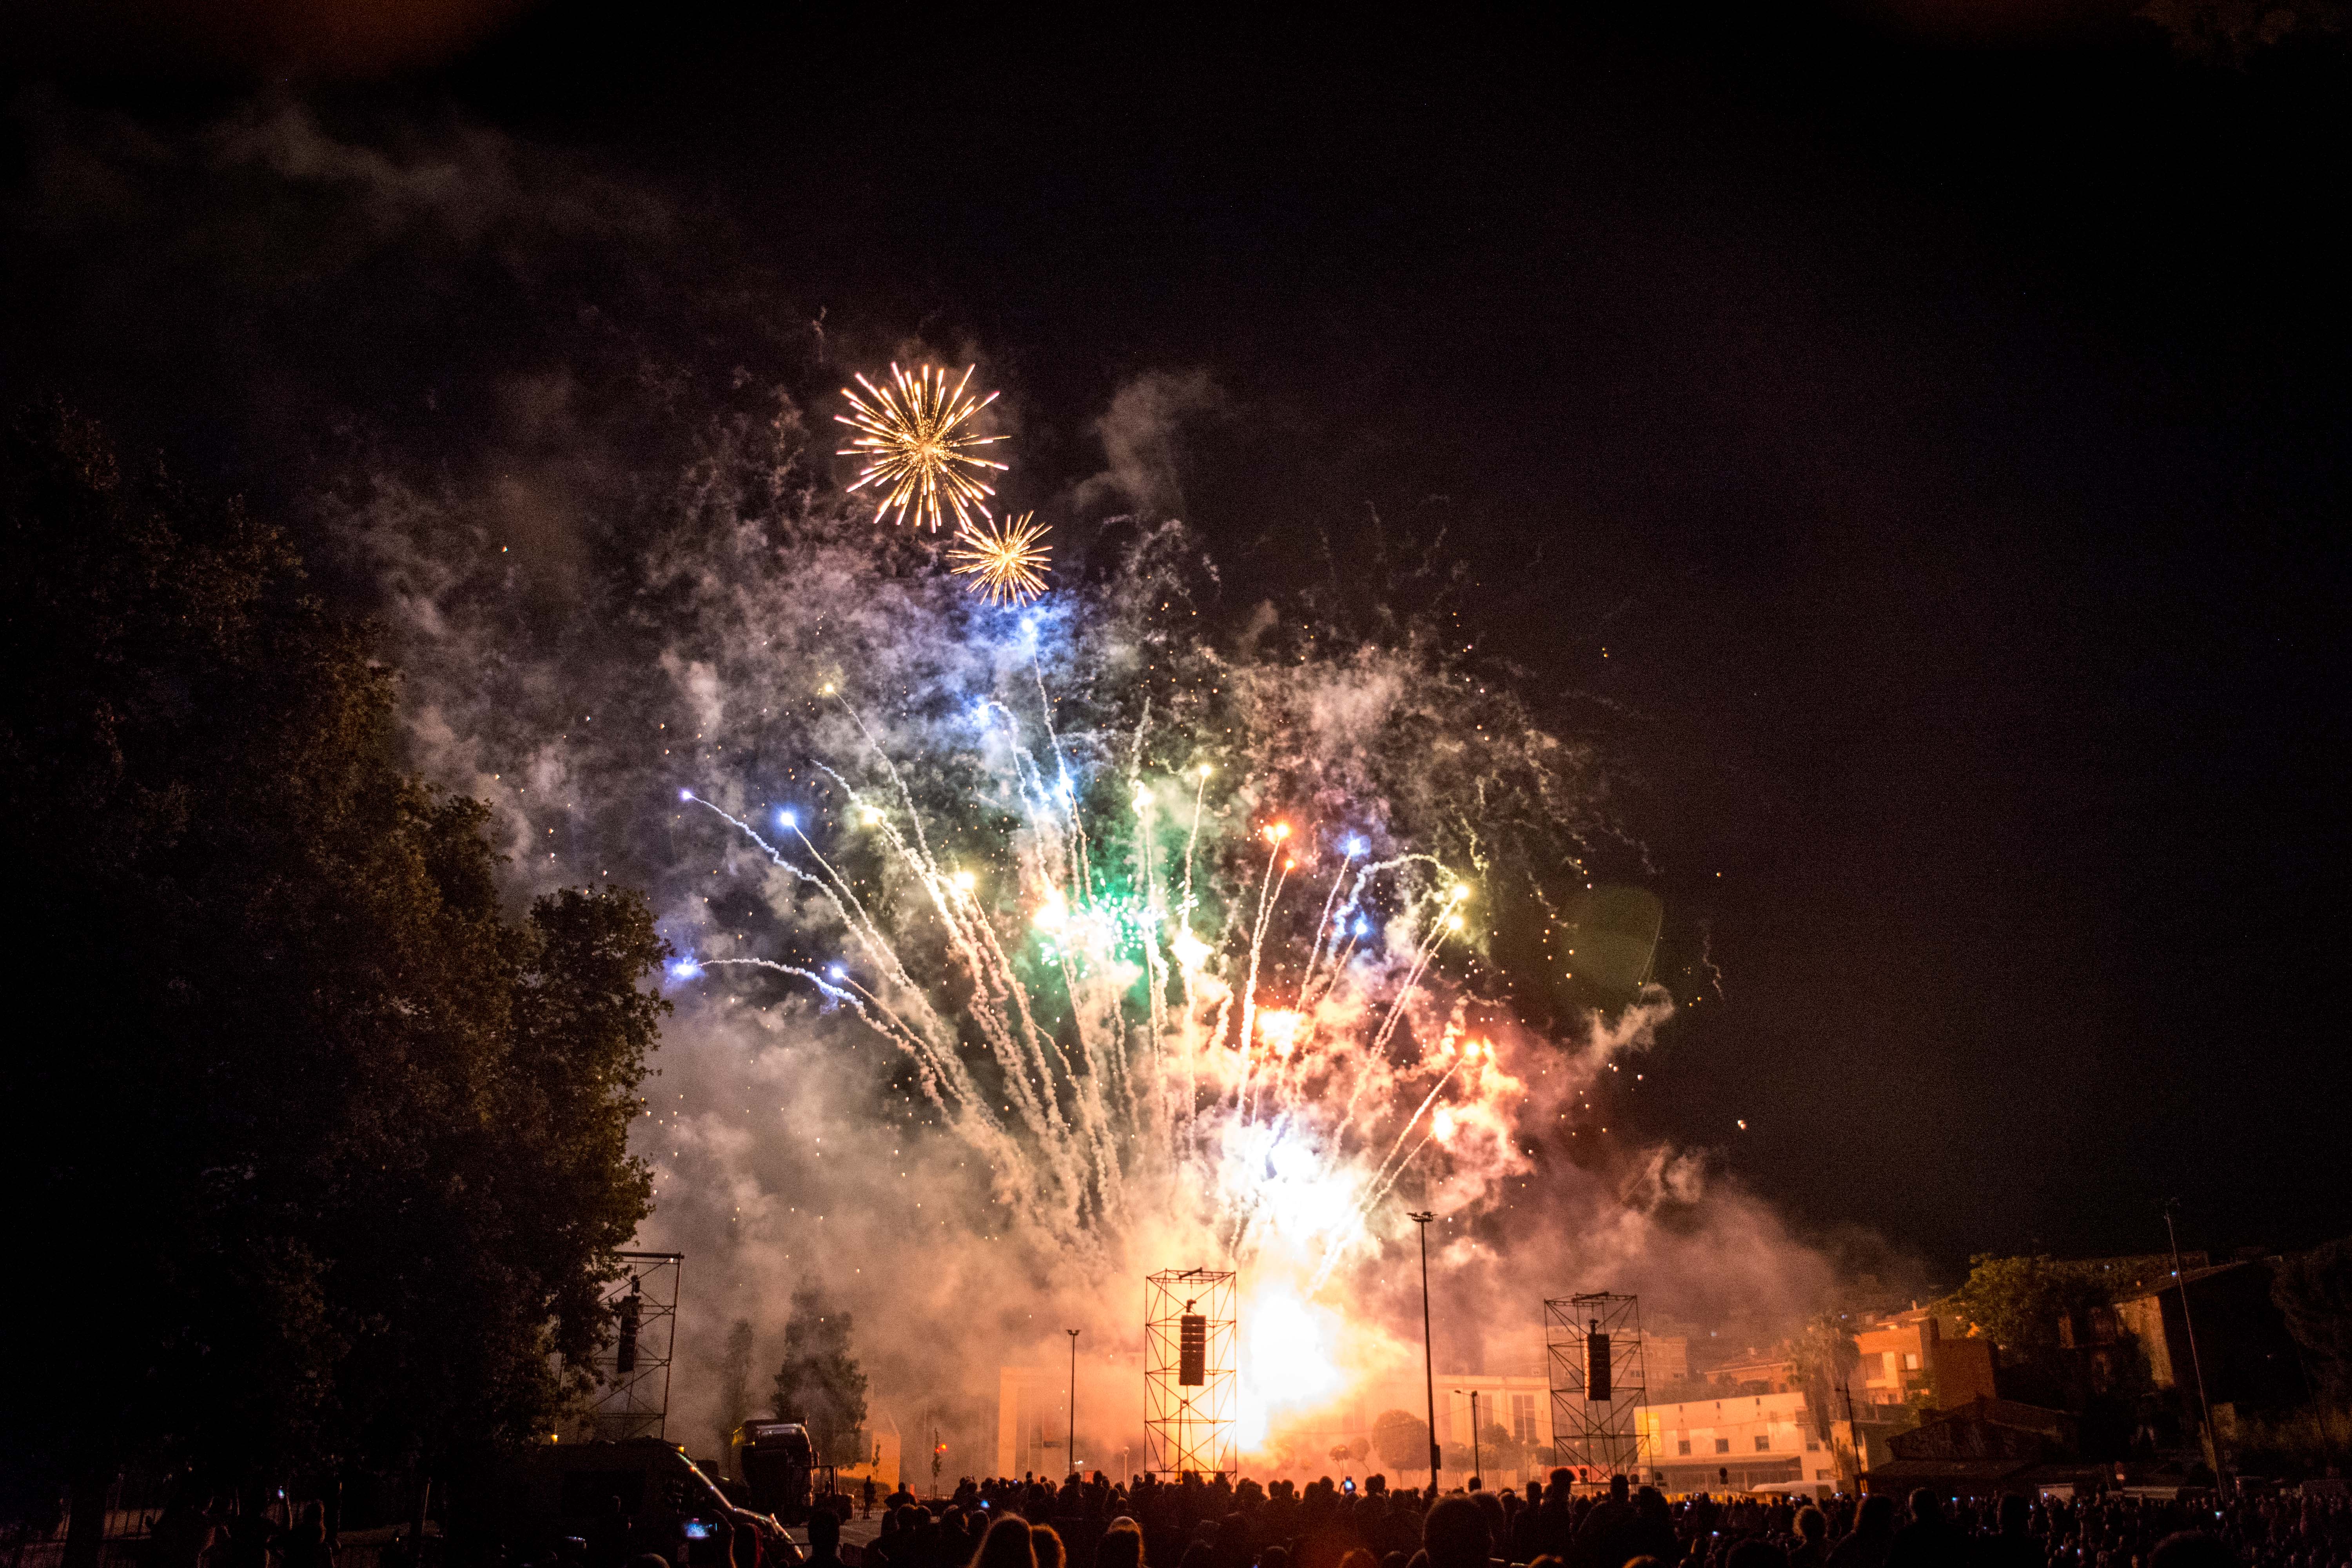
[835,363,1009,531]
[947,511,1053,606]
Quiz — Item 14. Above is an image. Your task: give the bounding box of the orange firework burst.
[947,511,1052,605]
[835,363,1008,531]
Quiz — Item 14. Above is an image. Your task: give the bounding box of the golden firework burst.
[947,511,1053,606]
[835,362,1008,531]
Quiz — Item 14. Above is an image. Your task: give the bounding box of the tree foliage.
[0,404,668,1498]
[1945,1253,2122,1414]
[1947,1254,2108,1350]
[1372,1410,1431,1474]
[2273,1236,2352,1398]
[715,1320,759,1468]
[1780,1314,1863,1440]
[771,1287,869,1465]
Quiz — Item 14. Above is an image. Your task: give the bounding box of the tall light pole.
[1066,1328,1081,1481]
[1455,1389,1483,1489]
[2164,1200,2219,1478]
[1409,1211,1439,1496]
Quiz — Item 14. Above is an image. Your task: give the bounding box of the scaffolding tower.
[1144,1268,1236,1478]
[1545,1292,1646,1481]
[588,1252,683,1441]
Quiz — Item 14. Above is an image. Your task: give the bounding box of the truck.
[728,1422,838,1525]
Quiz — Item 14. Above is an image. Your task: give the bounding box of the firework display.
[384,367,1648,1470]
[835,362,1009,531]
[947,510,1053,604]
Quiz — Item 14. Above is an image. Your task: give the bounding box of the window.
[1678,1440,1692,1456]
[1714,1438,1731,1454]
[1904,1352,1921,1370]
[1754,1435,1771,1452]
[1512,1393,1539,1444]
[1806,1439,1821,1452]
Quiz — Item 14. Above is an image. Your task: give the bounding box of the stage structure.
[1145,1268,1237,1477]
[588,1251,683,1440]
[1544,1292,1646,1481]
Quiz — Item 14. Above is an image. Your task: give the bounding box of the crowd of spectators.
[826,1470,2352,1568]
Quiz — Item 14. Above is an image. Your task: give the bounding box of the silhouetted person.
[1788,1509,1829,1568]
[1032,1528,1066,1568]
[1884,1493,1963,1568]
[1965,1498,2033,1568]
[1728,1542,1789,1568]
[147,1494,218,1568]
[1568,1478,1633,1568]
[280,1504,333,1568]
[802,1510,850,1568]
[221,1507,279,1568]
[1626,1489,1677,1568]
[590,1499,634,1568]
[972,1519,1038,1568]
[1827,1497,1895,1568]
[732,1514,772,1568]
[1101,1522,1146,1568]
[1422,1497,1489,1568]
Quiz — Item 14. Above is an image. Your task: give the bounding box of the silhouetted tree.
[1372,1410,1432,1475]
[1946,1254,2111,1408]
[772,1287,869,1465]
[2273,1237,2352,1398]
[0,405,668,1520]
[1780,1314,1862,1440]
[716,1320,759,1472]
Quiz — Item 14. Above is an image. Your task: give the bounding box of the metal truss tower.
[1545,1292,1647,1481]
[588,1251,683,1441]
[1144,1268,1237,1478]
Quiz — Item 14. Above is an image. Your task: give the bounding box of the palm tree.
[1782,1314,1863,1485]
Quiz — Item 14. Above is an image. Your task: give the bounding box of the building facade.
[1637,1390,1840,1494]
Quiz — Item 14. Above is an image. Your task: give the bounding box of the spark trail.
[675,661,1531,1299]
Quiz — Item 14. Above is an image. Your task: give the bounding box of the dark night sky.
[6,2,2348,1282]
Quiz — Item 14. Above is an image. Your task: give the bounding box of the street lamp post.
[1409,1211,1439,1496]
[1066,1328,1081,1481]
[1454,1389,1482,1489]
[2164,1200,2220,1479]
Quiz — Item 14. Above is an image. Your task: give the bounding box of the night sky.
[6,2,2347,1283]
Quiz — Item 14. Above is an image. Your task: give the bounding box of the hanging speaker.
[617,1290,642,1374]
[1179,1314,1207,1386]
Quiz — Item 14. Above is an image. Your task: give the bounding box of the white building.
[1638,1389,1839,1494]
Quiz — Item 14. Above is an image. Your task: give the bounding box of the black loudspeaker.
[618,1290,642,1374]
[1586,1328,1612,1402]
[1179,1314,1207,1386]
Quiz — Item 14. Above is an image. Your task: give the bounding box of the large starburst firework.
[947,511,1052,606]
[835,363,1009,531]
